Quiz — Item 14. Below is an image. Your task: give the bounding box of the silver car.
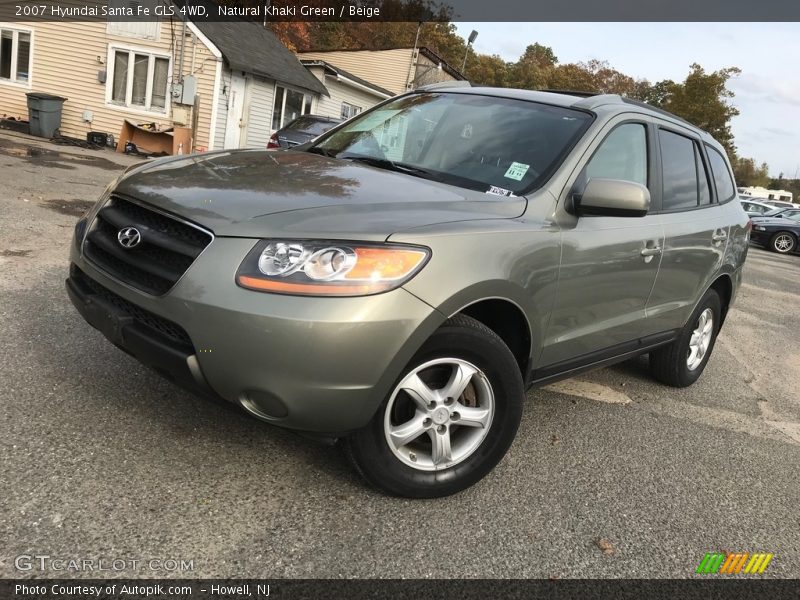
[68,86,749,497]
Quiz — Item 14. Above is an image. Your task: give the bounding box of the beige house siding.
[0,20,220,151]
[243,75,276,149]
[306,65,387,120]
[212,68,230,151]
[298,49,414,96]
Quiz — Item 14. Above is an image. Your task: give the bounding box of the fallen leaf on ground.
[596,538,614,555]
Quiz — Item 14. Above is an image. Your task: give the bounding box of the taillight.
[267,134,280,149]
[746,219,753,232]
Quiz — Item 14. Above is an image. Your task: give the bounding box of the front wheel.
[770,232,796,254]
[649,289,721,387]
[345,315,524,498]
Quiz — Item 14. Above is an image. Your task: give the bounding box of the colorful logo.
[696,552,773,574]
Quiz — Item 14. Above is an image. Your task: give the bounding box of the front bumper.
[67,236,443,434]
[749,229,771,247]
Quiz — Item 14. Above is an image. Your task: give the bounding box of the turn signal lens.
[344,247,427,281]
[237,240,430,296]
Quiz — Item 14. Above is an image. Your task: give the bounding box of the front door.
[540,120,663,367]
[223,72,247,149]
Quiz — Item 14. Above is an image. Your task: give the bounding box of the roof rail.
[539,89,600,98]
[415,80,472,91]
[620,97,694,126]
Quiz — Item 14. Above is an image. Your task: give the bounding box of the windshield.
[310,92,593,194]
[763,208,785,217]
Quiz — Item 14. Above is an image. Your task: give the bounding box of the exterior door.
[645,131,734,333]
[223,72,247,149]
[540,121,664,367]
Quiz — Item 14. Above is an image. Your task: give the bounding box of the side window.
[695,146,712,205]
[706,146,736,202]
[585,123,648,187]
[660,130,698,210]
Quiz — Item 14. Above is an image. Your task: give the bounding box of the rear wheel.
[345,315,524,498]
[770,232,796,254]
[649,289,721,387]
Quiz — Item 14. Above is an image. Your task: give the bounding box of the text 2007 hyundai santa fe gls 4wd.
[68,86,749,498]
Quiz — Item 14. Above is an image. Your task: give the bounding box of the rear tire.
[345,315,524,498]
[770,232,796,254]
[649,289,721,387]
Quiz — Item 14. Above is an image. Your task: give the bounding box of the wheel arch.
[709,273,734,326]
[447,296,535,383]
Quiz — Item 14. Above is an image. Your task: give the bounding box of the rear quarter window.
[706,146,736,202]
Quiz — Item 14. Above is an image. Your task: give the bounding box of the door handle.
[641,247,662,257]
[712,232,728,243]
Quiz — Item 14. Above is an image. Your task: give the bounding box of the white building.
[739,186,794,202]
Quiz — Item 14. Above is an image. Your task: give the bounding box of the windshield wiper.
[340,154,433,178]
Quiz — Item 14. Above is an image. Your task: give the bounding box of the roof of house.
[191,19,329,97]
[417,47,465,81]
[300,60,395,98]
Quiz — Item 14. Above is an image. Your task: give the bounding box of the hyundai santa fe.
[67,86,749,498]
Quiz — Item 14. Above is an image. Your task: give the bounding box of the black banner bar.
[3,579,800,600]
[1,0,800,22]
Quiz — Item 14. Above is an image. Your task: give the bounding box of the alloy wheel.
[687,308,714,371]
[383,358,495,471]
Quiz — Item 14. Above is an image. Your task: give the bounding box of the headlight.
[754,225,766,231]
[236,240,430,296]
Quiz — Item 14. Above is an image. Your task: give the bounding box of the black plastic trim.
[66,266,221,401]
[528,330,680,387]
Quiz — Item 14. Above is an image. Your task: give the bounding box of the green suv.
[67,87,749,498]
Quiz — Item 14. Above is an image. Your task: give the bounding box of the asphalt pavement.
[1,131,798,579]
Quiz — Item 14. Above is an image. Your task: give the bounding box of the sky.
[454,23,800,179]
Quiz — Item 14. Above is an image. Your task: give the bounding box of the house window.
[107,0,160,40]
[108,47,170,112]
[341,102,362,120]
[0,27,32,84]
[272,85,312,130]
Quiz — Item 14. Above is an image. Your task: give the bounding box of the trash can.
[26,93,67,138]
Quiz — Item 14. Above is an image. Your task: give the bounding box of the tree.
[733,158,771,188]
[466,54,510,87]
[547,63,596,92]
[506,43,558,89]
[659,63,741,157]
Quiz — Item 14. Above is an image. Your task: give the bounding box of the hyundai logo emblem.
[117,226,142,249]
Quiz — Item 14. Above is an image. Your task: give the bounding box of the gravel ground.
[1,130,798,579]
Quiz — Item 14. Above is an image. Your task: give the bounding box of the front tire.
[345,315,524,498]
[770,232,796,254]
[649,289,721,387]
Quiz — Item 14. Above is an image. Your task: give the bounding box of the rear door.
[645,127,733,333]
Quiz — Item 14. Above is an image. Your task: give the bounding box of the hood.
[751,217,800,227]
[114,150,527,240]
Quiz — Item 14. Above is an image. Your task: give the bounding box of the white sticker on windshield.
[504,162,530,181]
[346,110,402,132]
[487,186,516,197]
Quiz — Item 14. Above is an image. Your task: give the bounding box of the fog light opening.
[239,390,289,421]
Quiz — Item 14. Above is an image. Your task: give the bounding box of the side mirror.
[575,178,650,217]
